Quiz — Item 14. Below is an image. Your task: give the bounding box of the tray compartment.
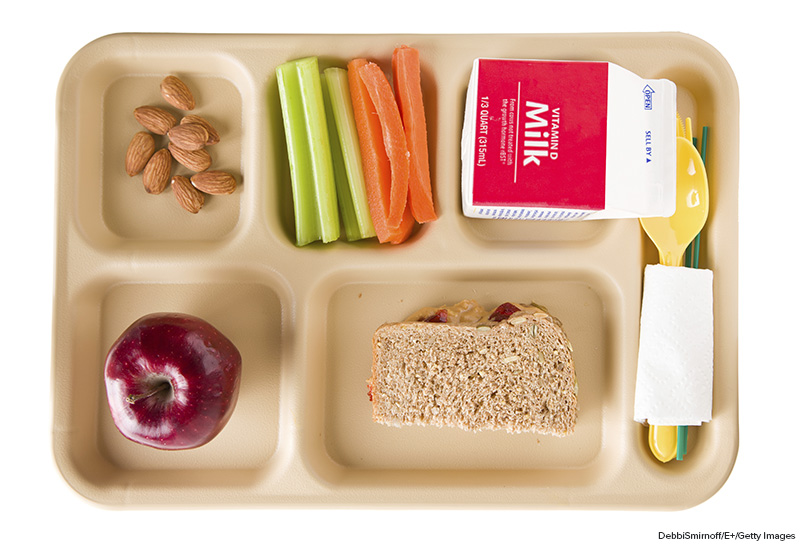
[55,273,285,500]
[313,268,614,478]
[264,52,441,247]
[67,44,251,247]
[102,74,244,241]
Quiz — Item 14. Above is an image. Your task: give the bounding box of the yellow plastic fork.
[639,116,710,462]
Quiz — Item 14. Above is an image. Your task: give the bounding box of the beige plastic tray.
[52,32,739,509]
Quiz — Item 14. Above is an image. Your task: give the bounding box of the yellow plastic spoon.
[639,116,709,462]
[649,425,678,463]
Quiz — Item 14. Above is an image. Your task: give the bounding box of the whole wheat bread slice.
[367,300,577,436]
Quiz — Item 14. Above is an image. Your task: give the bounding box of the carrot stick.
[356,61,410,230]
[347,58,397,243]
[388,203,415,244]
[393,46,437,223]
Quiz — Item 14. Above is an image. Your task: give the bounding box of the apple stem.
[126,381,172,404]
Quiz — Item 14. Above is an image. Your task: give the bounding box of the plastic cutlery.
[639,116,709,462]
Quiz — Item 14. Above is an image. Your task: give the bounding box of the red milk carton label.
[471,59,608,211]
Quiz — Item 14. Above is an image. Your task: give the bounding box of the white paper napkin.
[634,264,714,426]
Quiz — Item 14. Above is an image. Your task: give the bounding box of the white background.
[2,1,797,544]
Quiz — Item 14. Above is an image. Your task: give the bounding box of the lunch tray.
[52,32,739,509]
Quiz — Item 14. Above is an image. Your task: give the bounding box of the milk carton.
[461,58,677,220]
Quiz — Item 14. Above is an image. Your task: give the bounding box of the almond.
[172,175,204,213]
[168,123,208,151]
[142,149,172,194]
[168,142,212,172]
[191,170,237,195]
[125,131,155,176]
[181,114,220,145]
[160,75,195,110]
[133,105,177,135]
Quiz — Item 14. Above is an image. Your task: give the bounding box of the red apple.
[103,312,242,450]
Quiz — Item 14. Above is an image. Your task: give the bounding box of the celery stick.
[277,60,318,245]
[323,67,376,240]
[297,59,340,243]
[276,57,340,245]
[323,72,361,241]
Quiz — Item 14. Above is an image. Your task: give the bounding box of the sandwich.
[367,299,578,436]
